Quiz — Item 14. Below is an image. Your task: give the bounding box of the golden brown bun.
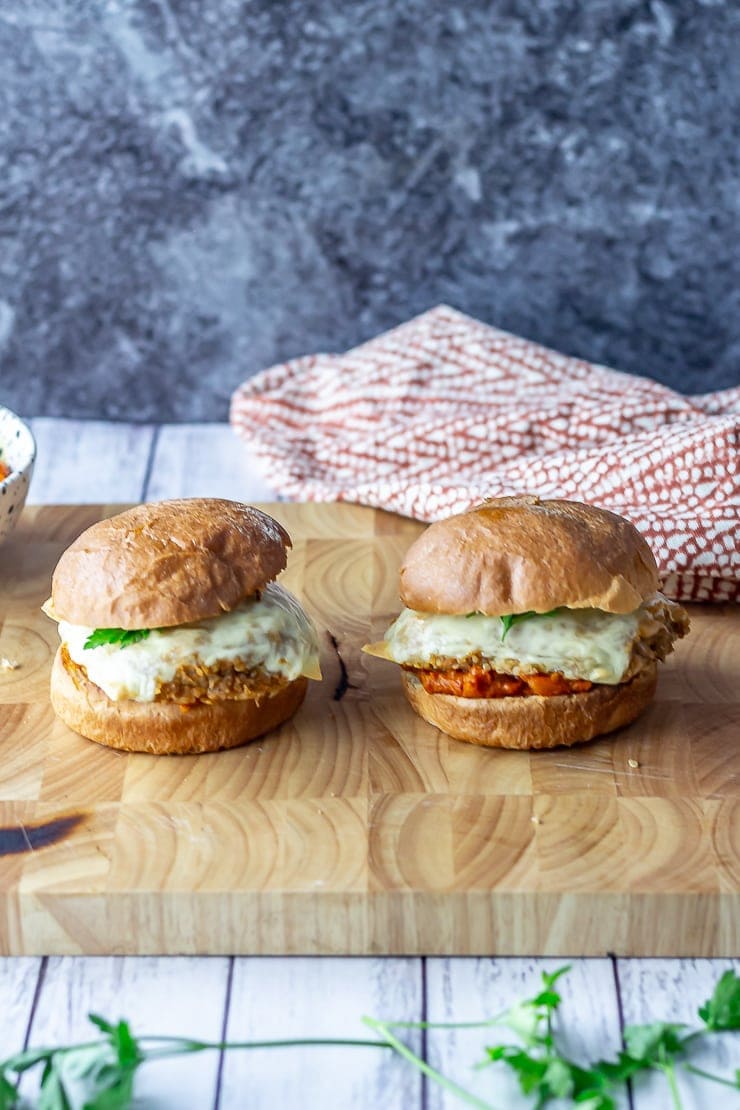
[401,663,657,750]
[50,647,307,755]
[51,498,290,628]
[400,495,659,616]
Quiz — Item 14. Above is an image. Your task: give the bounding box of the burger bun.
[399,495,659,617]
[50,647,308,755]
[50,498,291,629]
[401,664,657,750]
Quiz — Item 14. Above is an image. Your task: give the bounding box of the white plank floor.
[0,417,735,1109]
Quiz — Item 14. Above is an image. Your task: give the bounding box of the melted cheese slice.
[366,601,662,685]
[58,583,321,703]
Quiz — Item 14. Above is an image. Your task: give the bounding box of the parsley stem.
[363,1017,498,1110]
[140,1036,389,1059]
[683,1063,739,1089]
[370,1014,507,1031]
[661,1061,683,1110]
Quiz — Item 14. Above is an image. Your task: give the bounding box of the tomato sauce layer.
[412,665,594,698]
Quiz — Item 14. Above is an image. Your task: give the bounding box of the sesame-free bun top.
[399,495,659,616]
[51,498,291,629]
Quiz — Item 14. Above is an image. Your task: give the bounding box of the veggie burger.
[44,498,320,754]
[364,495,688,749]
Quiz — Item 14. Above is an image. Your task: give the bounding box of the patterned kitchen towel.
[231,305,739,602]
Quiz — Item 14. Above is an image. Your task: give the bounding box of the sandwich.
[363,495,688,749]
[44,498,321,754]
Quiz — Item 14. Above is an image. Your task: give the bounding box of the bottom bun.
[401,664,657,750]
[50,648,308,755]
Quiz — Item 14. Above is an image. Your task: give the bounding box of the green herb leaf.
[543,1057,577,1098]
[1,1047,56,1074]
[486,1046,547,1095]
[698,970,740,1031]
[51,1044,137,1110]
[573,1095,617,1110]
[108,1019,142,1070]
[541,965,571,991]
[0,1071,18,1110]
[531,990,562,1011]
[37,1064,72,1110]
[83,629,151,651]
[593,1051,645,1085]
[622,1022,688,1063]
[486,1046,611,1105]
[86,1083,137,1109]
[499,614,516,638]
[87,1016,115,1036]
[499,610,560,641]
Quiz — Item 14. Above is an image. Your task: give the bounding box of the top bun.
[399,495,659,616]
[51,498,290,628]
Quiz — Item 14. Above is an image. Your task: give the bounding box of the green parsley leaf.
[37,1065,71,1110]
[486,1046,613,1105]
[541,966,571,991]
[531,989,562,1011]
[83,629,151,651]
[574,1095,617,1110]
[499,610,560,641]
[0,1070,18,1110]
[87,1016,115,1036]
[1,1047,56,1075]
[486,1046,547,1095]
[593,1051,645,1085]
[107,1019,143,1071]
[500,614,516,637]
[698,970,740,1031]
[622,1021,688,1063]
[542,1057,574,1098]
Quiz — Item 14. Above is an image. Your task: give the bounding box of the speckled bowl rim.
[0,405,36,490]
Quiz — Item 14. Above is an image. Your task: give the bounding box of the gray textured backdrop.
[1,1,739,421]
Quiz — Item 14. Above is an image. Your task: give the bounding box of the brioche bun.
[47,498,314,754]
[51,648,307,755]
[51,498,290,629]
[402,664,657,750]
[400,495,659,616]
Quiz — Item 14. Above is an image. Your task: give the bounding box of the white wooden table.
[2,418,737,1110]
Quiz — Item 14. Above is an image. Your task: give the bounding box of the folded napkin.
[231,306,739,603]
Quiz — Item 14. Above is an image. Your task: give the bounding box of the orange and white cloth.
[231,306,739,603]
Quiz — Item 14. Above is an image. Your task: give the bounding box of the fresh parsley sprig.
[2,969,737,1108]
[365,966,740,1110]
[0,1016,388,1110]
[83,628,151,651]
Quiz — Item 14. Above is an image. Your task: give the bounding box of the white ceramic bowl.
[0,406,36,545]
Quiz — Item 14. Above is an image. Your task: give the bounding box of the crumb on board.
[530,815,541,825]
[0,657,20,672]
[627,758,640,768]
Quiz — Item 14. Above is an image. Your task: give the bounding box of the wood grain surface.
[0,501,737,957]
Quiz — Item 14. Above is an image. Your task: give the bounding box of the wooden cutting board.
[0,503,737,956]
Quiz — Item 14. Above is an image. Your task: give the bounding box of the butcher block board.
[0,503,737,957]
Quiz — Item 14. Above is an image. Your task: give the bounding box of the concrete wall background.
[1,1,738,421]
